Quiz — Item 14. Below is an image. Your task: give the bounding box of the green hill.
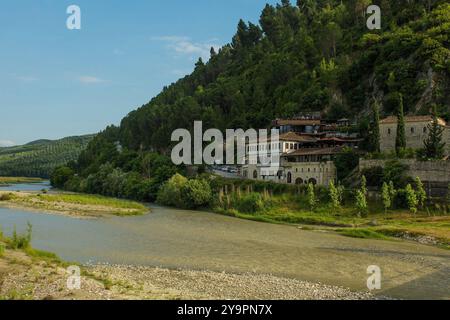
[55,0,450,201]
[0,135,95,178]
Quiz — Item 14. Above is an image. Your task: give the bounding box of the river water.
[0,183,449,299]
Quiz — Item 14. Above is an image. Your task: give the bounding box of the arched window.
[308,178,317,185]
[253,170,258,179]
[287,172,292,184]
[295,178,303,185]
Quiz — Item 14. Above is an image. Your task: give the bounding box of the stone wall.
[360,159,450,197]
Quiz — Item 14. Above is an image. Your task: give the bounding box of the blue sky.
[0,0,278,146]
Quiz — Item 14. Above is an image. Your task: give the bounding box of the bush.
[181,179,212,209]
[235,193,265,214]
[157,174,188,207]
[393,189,409,209]
[0,193,14,201]
[383,160,411,188]
[10,223,32,250]
[362,166,384,187]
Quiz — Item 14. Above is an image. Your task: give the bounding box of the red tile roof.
[380,116,447,126]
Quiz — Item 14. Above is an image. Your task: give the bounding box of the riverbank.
[0,177,44,185]
[0,191,148,218]
[214,194,450,249]
[0,244,376,300]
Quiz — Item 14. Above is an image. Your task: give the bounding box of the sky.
[0,0,279,146]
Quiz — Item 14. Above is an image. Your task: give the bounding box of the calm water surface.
[0,183,449,299]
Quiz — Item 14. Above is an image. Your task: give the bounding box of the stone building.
[379,115,450,155]
[241,128,359,186]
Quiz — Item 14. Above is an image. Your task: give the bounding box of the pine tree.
[369,101,381,153]
[423,105,446,159]
[395,94,407,155]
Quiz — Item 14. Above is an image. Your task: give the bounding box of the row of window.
[387,127,427,135]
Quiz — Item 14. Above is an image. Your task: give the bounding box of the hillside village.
[242,111,450,197]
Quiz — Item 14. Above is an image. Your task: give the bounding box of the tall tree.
[423,105,446,159]
[395,94,406,155]
[369,101,381,153]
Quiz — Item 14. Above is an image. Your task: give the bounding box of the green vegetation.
[422,105,447,159]
[0,177,43,185]
[151,173,449,246]
[0,135,94,178]
[157,174,212,209]
[1,191,148,217]
[395,94,407,155]
[337,229,390,240]
[54,1,449,203]
[368,101,381,153]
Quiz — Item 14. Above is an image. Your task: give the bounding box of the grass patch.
[213,192,450,247]
[7,192,149,216]
[337,228,391,240]
[37,194,147,215]
[0,177,44,185]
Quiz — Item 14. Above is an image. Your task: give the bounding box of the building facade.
[379,116,450,155]
[241,115,360,186]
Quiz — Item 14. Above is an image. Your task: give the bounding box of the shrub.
[157,174,188,207]
[235,193,265,214]
[383,160,411,188]
[0,193,13,201]
[405,184,418,215]
[393,189,409,209]
[10,223,32,250]
[0,244,4,257]
[181,179,212,209]
[362,166,384,187]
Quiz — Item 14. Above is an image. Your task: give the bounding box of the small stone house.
[379,116,450,155]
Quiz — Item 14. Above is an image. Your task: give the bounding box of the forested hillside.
[0,135,94,178]
[54,0,450,201]
[117,0,449,153]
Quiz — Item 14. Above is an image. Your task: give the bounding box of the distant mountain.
[0,135,95,178]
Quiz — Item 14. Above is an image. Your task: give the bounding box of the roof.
[380,116,447,126]
[279,132,317,142]
[319,137,363,143]
[273,119,321,126]
[252,132,318,144]
[283,147,344,157]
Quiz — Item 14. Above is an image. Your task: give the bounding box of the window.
[411,127,415,134]
[388,129,391,135]
[253,170,258,179]
[423,127,427,134]
[287,172,292,184]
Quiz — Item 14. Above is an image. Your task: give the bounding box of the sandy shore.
[0,246,376,300]
[0,191,147,218]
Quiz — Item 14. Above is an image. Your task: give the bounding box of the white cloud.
[78,76,105,84]
[151,36,221,61]
[0,140,16,147]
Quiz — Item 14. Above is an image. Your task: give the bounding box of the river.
[0,182,449,299]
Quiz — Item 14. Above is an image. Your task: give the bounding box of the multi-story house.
[241,116,361,186]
